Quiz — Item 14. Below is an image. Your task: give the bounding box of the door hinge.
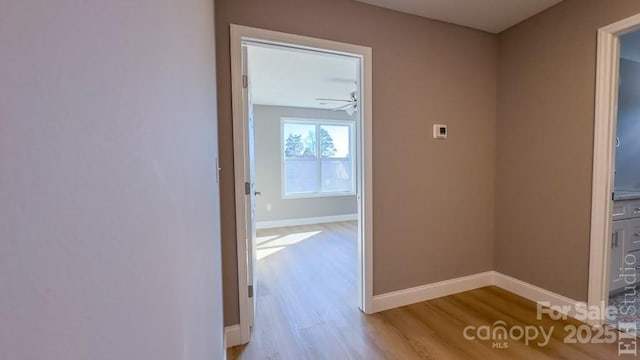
[248,285,254,298]
[245,181,251,195]
[242,75,248,89]
[215,157,221,184]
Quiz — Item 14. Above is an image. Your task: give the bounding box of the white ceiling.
[248,44,359,110]
[354,0,563,33]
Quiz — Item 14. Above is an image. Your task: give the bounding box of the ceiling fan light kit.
[315,90,358,115]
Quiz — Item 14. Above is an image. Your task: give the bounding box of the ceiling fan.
[315,91,358,115]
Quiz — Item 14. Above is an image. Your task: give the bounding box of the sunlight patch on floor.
[256,231,321,260]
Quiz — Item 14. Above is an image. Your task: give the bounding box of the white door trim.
[229,24,374,345]
[588,13,640,326]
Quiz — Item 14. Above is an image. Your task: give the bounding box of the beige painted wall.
[254,105,358,223]
[216,0,497,325]
[496,0,640,301]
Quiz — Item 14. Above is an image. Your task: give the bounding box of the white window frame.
[281,117,355,199]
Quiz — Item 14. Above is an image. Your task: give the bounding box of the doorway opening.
[589,13,640,330]
[230,25,373,346]
[602,28,640,330]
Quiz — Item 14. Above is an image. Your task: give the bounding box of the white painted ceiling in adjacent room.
[248,44,359,110]
[354,0,563,33]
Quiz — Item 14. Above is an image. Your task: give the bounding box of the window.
[282,118,355,198]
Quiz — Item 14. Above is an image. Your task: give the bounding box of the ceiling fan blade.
[315,98,352,102]
[332,102,356,111]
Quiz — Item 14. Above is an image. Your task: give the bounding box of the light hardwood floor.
[228,222,625,359]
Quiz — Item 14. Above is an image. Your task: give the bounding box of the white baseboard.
[224,324,241,349]
[371,271,494,313]
[371,271,581,322]
[256,214,358,229]
[227,271,584,346]
[492,271,581,320]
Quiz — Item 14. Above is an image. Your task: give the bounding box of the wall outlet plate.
[433,124,447,139]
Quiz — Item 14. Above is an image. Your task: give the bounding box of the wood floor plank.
[228,222,629,359]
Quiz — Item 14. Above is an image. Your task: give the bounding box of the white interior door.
[242,44,258,328]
